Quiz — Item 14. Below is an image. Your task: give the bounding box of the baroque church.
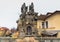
[16,3,39,36]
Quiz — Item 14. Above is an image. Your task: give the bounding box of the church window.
[27,26,32,35]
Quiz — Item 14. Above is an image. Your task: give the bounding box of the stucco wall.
[46,13,60,30]
[37,13,60,37]
[45,13,60,38]
[37,20,44,29]
[37,20,44,35]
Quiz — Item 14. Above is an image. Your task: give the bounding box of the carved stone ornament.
[29,2,34,13]
[21,3,28,14]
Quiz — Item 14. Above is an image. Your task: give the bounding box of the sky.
[0,0,60,29]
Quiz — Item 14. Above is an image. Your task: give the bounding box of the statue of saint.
[29,2,34,13]
[21,3,28,14]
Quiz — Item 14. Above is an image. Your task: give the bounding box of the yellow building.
[37,11,60,38]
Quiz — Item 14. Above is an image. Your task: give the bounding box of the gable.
[45,11,60,20]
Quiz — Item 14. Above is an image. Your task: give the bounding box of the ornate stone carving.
[17,3,38,37]
[21,3,28,14]
[29,2,34,13]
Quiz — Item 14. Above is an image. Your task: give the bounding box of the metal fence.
[39,39,60,42]
[38,37,60,42]
[0,37,60,42]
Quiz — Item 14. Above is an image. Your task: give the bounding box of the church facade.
[16,3,38,36]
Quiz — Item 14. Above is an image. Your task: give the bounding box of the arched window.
[27,26,32,35]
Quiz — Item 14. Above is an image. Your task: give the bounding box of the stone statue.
[21,3,28,14]
[29,2,34,13]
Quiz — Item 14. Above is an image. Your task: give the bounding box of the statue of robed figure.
[21,3,28,14]
[29,2,34,13]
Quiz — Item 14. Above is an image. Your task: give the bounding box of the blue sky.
[0,0,60,29]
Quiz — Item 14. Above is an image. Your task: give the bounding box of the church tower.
[16,3,38,36]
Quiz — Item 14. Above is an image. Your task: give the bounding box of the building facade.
[37,11,60,38]
[16,3,60,38]
[16,3,39,37]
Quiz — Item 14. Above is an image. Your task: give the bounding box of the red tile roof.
[38,14,48,20]
[0,27,9,31]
